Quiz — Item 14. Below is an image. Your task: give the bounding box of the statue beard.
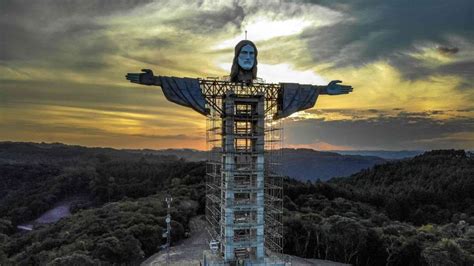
[230,63,257,84]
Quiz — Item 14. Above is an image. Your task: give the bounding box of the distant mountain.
[142,149,458,161]
[0,142,387,181]
[0,141,180,164]
[136,148,208,162]
[331,150,424,159]
[136,147,387,181]
[278,148,386,181]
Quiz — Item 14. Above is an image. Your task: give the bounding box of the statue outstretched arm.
[275,80,353,119]
[125,69,208,116]
[125,69,161,86]
[317,80,353,95]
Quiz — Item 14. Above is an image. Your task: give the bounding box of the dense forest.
[0,142,205,265]
[283,150,473,265]
[0,142,473,265]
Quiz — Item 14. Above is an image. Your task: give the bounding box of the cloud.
[162,2,245,35]
[298,0,474,82]
[437,46,459,55]
[285,109,474,150]
[1,0,473,150]
[0,79,207,147]
[0,0,136,61]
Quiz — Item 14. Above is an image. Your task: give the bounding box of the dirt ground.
[141,215,210,266]
[140,216,349,266]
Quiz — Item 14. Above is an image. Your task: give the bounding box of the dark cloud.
[285,110,474,150]
[0,0,248,77]
[0,80,205,132]
[389,53,474,88]
[437,46,459,55]
[457,108,474,112]
[163,2,245,35]
[299,0,474,81]
[306,108,371,120]
[0,21,112,72]
[435,60,474,88]
[138,38,173,49]
[0,0,154,19]
[0,0,146,69]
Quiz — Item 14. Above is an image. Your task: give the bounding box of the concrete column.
[223,92,235,262]
[255,95,265,260]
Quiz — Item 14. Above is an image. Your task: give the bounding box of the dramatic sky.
[1,0,473,150]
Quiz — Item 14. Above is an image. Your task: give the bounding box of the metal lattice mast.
[165,195,173,265]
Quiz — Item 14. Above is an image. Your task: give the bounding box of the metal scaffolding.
[204,78,284,264]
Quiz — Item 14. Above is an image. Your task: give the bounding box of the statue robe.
[159,76,208,116]
[274,83,320,119]
[158,77,320,119]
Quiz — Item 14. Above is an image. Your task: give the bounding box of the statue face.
[238,44,255,70]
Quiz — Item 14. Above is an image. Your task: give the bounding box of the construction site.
[127,39,352,266]
[138,76,351,266]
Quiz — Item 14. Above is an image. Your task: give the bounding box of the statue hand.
[125,69,156,85]
[326,80,353,95]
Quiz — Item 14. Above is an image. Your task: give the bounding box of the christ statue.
[126,40,352,119]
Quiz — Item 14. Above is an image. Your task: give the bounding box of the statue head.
[230,40,258,83]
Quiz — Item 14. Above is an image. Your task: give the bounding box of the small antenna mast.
[245,30,247,40]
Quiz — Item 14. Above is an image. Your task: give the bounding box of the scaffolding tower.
[204,79,284,265]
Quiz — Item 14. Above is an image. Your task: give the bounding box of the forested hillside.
[0,142,386,182]
[0,142,205,264]
[278,148,386,181]
[283,150,473,265]
[332,150,474,225]
[126,147,388,181]
[0,143,472,265]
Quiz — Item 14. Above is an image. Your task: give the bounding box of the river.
[17,197,86,231]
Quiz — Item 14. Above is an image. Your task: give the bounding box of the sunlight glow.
[215,18,311,49]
